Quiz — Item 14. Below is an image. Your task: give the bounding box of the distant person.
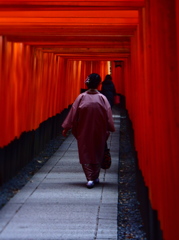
[62,73,115,188]
[101,74,116,108]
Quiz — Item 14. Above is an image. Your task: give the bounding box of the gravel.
[118,110,147,240]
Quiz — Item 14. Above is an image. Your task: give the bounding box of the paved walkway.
[0,109,120,240]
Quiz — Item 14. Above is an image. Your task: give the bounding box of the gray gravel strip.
[118,110,147,240]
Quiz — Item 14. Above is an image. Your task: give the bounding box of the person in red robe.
[62,73,115,188]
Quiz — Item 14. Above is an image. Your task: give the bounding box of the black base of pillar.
[0,108,70,186]
[135,159,163,240]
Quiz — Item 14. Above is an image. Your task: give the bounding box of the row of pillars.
[0,38,120,147]
[126,0,179,239]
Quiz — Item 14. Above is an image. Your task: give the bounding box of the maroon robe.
[62,90,115,164]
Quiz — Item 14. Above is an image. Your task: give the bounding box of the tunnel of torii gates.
[0,0,179,239]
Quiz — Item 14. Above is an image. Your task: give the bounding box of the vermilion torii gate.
[0,1,179,239]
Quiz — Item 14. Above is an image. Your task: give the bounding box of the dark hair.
[104,74,112,81]
[85,73,101,89]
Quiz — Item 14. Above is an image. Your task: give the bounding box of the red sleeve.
[61,94,83,129]
[100,94,115,132]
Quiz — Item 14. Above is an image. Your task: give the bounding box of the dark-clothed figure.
[62,73,115,188]
[101,74,116,108]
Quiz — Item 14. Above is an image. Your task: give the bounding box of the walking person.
[101,74,116,108]
[62,73,115,188]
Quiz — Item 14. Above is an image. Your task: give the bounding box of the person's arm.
[107,107,115,132]
[100,94,115,132]
[61,94,83,137]
[62,128,70,137]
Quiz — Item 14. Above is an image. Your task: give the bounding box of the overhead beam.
[0,17,138,26]
[0,25,136,36]
[39,47,130,53]
[0,1,139,59]
[0,10,138,18]
[0,1,145,11]
[5,35,131,43]
[56,53,130,60]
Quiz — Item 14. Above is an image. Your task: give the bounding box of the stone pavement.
[0,110,120,240]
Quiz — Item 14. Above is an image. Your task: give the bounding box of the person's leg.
[82,164,100,188]
[82,164,100,180]
[105,142,108,150]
